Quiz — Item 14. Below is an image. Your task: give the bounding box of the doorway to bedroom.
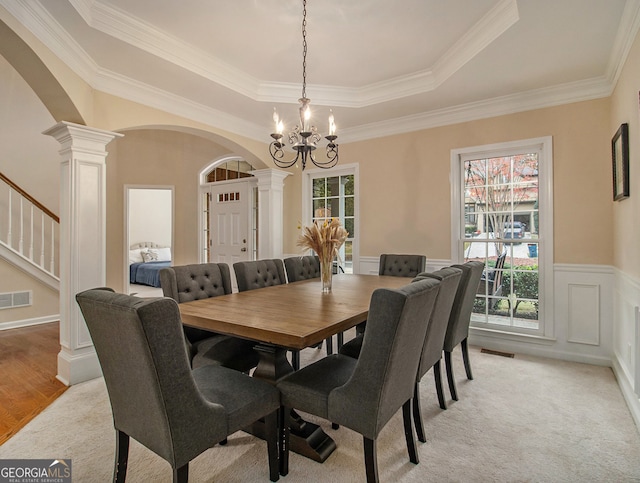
[125,186,174,297]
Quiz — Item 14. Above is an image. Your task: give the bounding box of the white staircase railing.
[0,172,59,281]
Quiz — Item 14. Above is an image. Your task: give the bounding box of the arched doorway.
[199,157,257,290]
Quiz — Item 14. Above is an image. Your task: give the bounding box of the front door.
[208,180,252,288]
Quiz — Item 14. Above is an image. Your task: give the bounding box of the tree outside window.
[464,154,540,329]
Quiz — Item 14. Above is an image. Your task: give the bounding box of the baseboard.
[0,314,60,331]
[612,354,640,430]
[57,347,102,386]
[469,331,612,367]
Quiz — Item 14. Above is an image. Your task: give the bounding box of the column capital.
[43,121,123,155]
[252,168,292,188]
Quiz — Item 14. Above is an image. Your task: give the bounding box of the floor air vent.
[481,348,514,358]
[0,291,32,309]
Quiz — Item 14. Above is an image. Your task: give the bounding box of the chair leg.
[337,331,344,349]
[279,406,290,477]
[326,336,333,355]
[363,437,379,483]
[265,410,280,482]
[444,350,458,401]
[433,359,447,410]
[173,464,188,483]
[461,338,474,380]
[291,350,300,371]
[402,400,419,464]
[412,381,426,443]
[114,430,129,483]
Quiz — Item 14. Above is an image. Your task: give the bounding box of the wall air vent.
[0,291,32,309]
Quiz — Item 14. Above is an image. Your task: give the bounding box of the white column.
[252,169,291,259]
[44,121,123,385]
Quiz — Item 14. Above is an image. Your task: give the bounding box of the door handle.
[241,247,247,252]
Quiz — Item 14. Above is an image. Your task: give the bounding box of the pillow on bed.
[155,247,172,262]
[129,249,144,264]
[141,249,159,263]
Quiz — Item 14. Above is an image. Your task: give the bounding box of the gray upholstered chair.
[284,255,339,355]
[277,278,441,483]
[233,259,286,292]
[443,261,484,401]
[410,267,462,442]
[340,253,427,358]
[378,253,426,277]
[76,288,280,483]
[338,253,427,358]
[160,263,259,373]
[283,255,320,282]
[233,259,302,369]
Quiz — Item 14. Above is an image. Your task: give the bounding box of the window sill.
[469,325,556,345]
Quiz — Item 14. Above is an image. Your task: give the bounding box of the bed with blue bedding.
[129,260,171,287]
[129,242,172,288]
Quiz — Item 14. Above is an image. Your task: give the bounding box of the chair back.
[444,261,484,351]
[75,288,226,467]
[159,262,232,344]
[378,254,426,277]
[328,278,440,440]
[234,259,286,292]
[160,263,232,302]
[284,255,320,282]
[414,267,463,378]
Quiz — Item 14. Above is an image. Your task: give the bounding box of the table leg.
[251,343,337,463]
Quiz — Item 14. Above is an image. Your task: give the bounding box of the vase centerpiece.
[297,219,348,293]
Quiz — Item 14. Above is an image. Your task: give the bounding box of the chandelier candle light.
[297,219,348,293]
[269,0,339,171]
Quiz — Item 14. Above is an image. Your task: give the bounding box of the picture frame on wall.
[612,123,629,201]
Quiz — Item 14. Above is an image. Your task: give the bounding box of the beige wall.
[283,99,613,265]
[0,263,58,324]
[105,129,238,292]
[610,29,640,279]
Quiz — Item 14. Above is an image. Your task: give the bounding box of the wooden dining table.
[178,273,412,462]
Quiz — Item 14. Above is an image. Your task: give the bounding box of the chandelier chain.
[301,0,307,99]
[268,0,338,170]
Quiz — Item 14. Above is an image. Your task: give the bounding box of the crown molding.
[68,0,261,98]
[93,68,266,141]
[339,76,613,143]
[0,0,631,145]
[0,0,97,82]
[67,0,518,108]
[607,0,640,85]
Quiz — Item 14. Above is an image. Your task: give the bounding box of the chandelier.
[269,0,338,171]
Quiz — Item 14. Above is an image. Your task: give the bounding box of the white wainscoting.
[471,264,614,366]
[612,268,640,428]
[362,259,616,366]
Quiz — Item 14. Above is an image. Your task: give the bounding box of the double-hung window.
[451,137,553,338]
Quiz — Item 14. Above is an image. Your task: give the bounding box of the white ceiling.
[2,0,639,143]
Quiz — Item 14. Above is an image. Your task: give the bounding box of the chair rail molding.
[44,121,123,386]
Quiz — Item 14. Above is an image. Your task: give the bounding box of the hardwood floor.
[0,322,67,445]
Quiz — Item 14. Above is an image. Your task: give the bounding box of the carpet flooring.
[1,343,639,482]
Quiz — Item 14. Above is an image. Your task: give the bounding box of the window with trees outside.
[304,166,358,274]
[452,137,553,337]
